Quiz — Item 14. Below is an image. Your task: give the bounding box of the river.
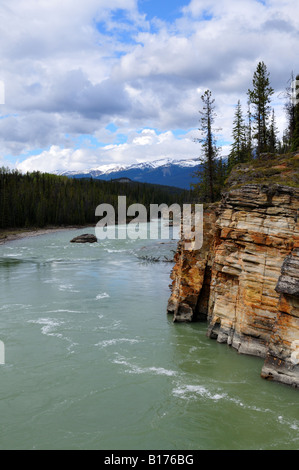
[0,224,298,450]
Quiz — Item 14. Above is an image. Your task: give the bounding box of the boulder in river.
[70,234,98,243]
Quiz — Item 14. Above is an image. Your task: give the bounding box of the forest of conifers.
[0,169,188,229]
[1,63,297,230]
[192,64,299,203]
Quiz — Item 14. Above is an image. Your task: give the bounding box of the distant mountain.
[57,158,201,190]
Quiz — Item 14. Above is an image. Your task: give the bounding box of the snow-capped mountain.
[57,158,201,190]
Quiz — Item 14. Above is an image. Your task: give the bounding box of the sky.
[0,0,298,173]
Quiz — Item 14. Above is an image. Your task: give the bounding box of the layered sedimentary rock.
[167,205,217,322]
[261,248,299,386]
[167,183,299,388]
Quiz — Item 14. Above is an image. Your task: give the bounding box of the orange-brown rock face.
[167,205,218,322]
[167,184,299,388]
[261,248,299,386]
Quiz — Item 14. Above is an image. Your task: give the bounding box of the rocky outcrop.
[167,183,299,388]
[261,248,299,386]
[275,249,299,297]
[167,205,217,322]
[70,234,98,243]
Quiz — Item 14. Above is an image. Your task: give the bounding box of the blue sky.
[0,0,298,173]
[139,0,189,21]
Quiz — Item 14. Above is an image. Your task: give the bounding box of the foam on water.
[58,284,80,293]
[172,384,226,401]
[28,317,65,337]
[277,415,299,431]
[0,226,298,450]
[112,355,177,377]
[96,293,110,300]
[45,309,82,314]
[95,338,141,348]
[27,317,78,353]
[171,381,297,426]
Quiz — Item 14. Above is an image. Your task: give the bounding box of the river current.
[0,223,298,450]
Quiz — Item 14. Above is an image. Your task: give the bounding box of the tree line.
[0,170,188,230]
[193,62,299,202]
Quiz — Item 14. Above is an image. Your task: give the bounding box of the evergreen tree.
[193,90,220,202]
[245,99,253,160]
[248,61,274,156]
[228,100,247,169]
[291,74,299,151]
[0,169,188,230]
[214,156,227,197]
[277,130,289,154]
[284,71,296,150]
[268,109,279,153]
[0,171,10,228]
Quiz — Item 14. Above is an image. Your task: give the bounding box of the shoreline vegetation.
[0,169,189,233]
[0,216,163,245]
[0,225,95,245]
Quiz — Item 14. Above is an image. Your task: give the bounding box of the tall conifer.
[193,90,220,202]
[248,61,274,156]
[268,109,279,153]
[291,74,299,151]
[228,100,247,169]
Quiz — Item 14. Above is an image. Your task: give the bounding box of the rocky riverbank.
[167,155,299,388]
[0,226,94,245]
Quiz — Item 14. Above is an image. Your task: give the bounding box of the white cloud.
[0,0,298,171]
[17,129,199,173]
[17,146,100,174]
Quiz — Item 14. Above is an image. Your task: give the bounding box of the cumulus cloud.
[0,0,297,171]
[17,128,199,173]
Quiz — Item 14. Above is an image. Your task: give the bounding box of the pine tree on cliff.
[245,99,253,160]
[228,100,247,169]
[248,61,274,156]
[267,109,279,153]
[284,71,296,150]
[193,89,220,202]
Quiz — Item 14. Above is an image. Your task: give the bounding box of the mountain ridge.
[56,157,201,190]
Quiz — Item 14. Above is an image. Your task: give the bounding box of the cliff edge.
[167,153,299,388]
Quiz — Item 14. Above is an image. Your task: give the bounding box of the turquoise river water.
[0,223,298,450]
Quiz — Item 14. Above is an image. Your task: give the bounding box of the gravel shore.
[0,226,92,245]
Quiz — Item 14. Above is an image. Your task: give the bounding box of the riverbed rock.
[70,234,98,243]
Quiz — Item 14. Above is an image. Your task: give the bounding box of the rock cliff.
[167,162,299,388]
